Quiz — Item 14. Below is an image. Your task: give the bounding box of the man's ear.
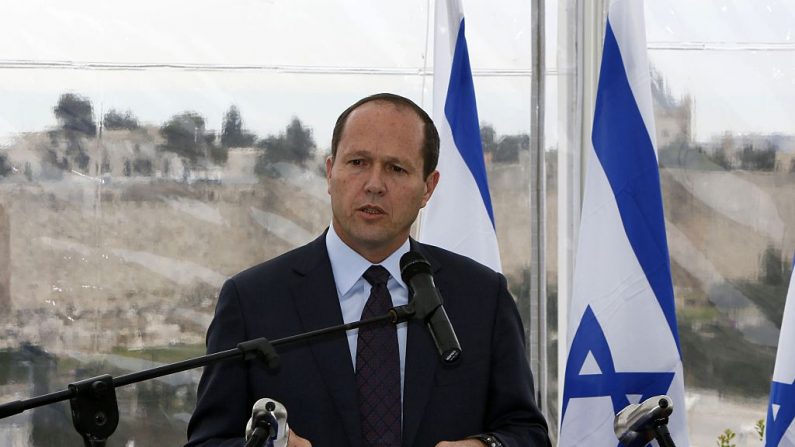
[325,156,334,193]
[325,156,334,179]
[421,170,440,207]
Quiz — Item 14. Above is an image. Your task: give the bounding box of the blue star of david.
[766,379,795,446]
[562,306,675,446]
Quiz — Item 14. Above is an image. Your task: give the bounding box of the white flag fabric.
[559,1,689,446]
[764,254,795,446]
[418,0,501,273]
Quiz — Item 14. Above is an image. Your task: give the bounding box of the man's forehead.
[339,103,423,147]
[338,148,415,164]
[332,99,426,170]
[346,100,423,125]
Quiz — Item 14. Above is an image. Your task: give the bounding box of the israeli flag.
[764,254,795,446]
[559,1,689,446]
[418,0,501,273]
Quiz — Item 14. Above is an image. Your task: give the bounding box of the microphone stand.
[245,423,275,447]
[652,420,676,447]
[0,303,420,446]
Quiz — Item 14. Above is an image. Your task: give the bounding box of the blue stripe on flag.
[444,18,495,227]
[764,254,795,446]
[766,380,795,446]
[591,20,681,347]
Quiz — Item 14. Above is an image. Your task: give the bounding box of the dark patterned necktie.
[356,265,401,447]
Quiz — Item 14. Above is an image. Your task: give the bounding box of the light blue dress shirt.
[325,224,409,401]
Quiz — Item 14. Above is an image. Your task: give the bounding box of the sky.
[644,0,795,142]
[0,0,794,148]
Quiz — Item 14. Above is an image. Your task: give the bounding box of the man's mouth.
[358,205,385,215]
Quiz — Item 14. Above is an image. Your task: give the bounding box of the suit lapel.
[402,241,442,447]
[290,235,363,447]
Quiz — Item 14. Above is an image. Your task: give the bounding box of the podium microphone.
[614,395,674,447]
[244,398,289,447]
[400,251,462,363]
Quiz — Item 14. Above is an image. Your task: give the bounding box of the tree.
[710,149,733,170]
[221,106,256,148]
[758,145,776,171]
[478,124,529,164]
[480,124,497,156]
[133,158,153,176]
[159,112,209,163]
[761,245,783,286]
[104,109,140,130]
[255,117,316,175]
[54,93,96,137]
[493,134,529,163]
[100,157,111,175]
[739,143,776,171]
[0,153,12,177]
[50,93,96,173]
[74,151,90,171]
[283,118,315,164]
[209,144,228,165]
[38,149,67,179]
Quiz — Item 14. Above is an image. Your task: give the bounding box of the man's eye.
[391,165,405,173]
[349,159,363,166]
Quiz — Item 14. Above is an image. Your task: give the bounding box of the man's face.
[326,101,439,263]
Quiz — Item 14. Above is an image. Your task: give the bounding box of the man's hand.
[288,429,311,447]
[435,440,486,447]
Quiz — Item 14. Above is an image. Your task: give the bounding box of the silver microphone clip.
[614,395,673,447]
[245,398,289,447]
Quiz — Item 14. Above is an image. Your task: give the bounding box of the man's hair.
[330,93,440,178]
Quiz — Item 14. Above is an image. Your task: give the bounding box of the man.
[186,93,550,447]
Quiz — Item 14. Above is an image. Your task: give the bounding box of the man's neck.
[330,226,409,264]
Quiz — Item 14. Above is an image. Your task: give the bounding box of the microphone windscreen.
[400,251,431,283]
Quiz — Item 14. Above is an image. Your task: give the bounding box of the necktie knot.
[363,265,390,287]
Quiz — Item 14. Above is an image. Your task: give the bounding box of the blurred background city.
[1,1,794,445]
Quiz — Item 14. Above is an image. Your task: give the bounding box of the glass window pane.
[647,1,795,444]
[0,1,540,445]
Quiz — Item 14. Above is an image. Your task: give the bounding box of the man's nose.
[364,167,386,195]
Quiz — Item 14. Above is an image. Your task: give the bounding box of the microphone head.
[245,398,289,447]
[614,395,673,446]
[400,251,431,284]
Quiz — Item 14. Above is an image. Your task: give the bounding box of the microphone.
[244,398,289,447]
[399,251,462,363]
[614,395,673,447]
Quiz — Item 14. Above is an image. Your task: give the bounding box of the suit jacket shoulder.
[232,233,329,287]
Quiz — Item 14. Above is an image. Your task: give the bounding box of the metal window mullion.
[528,0,548,422]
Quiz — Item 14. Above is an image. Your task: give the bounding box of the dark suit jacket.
[186,234,550,446]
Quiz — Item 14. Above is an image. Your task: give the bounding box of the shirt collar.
[325,224,409,297]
